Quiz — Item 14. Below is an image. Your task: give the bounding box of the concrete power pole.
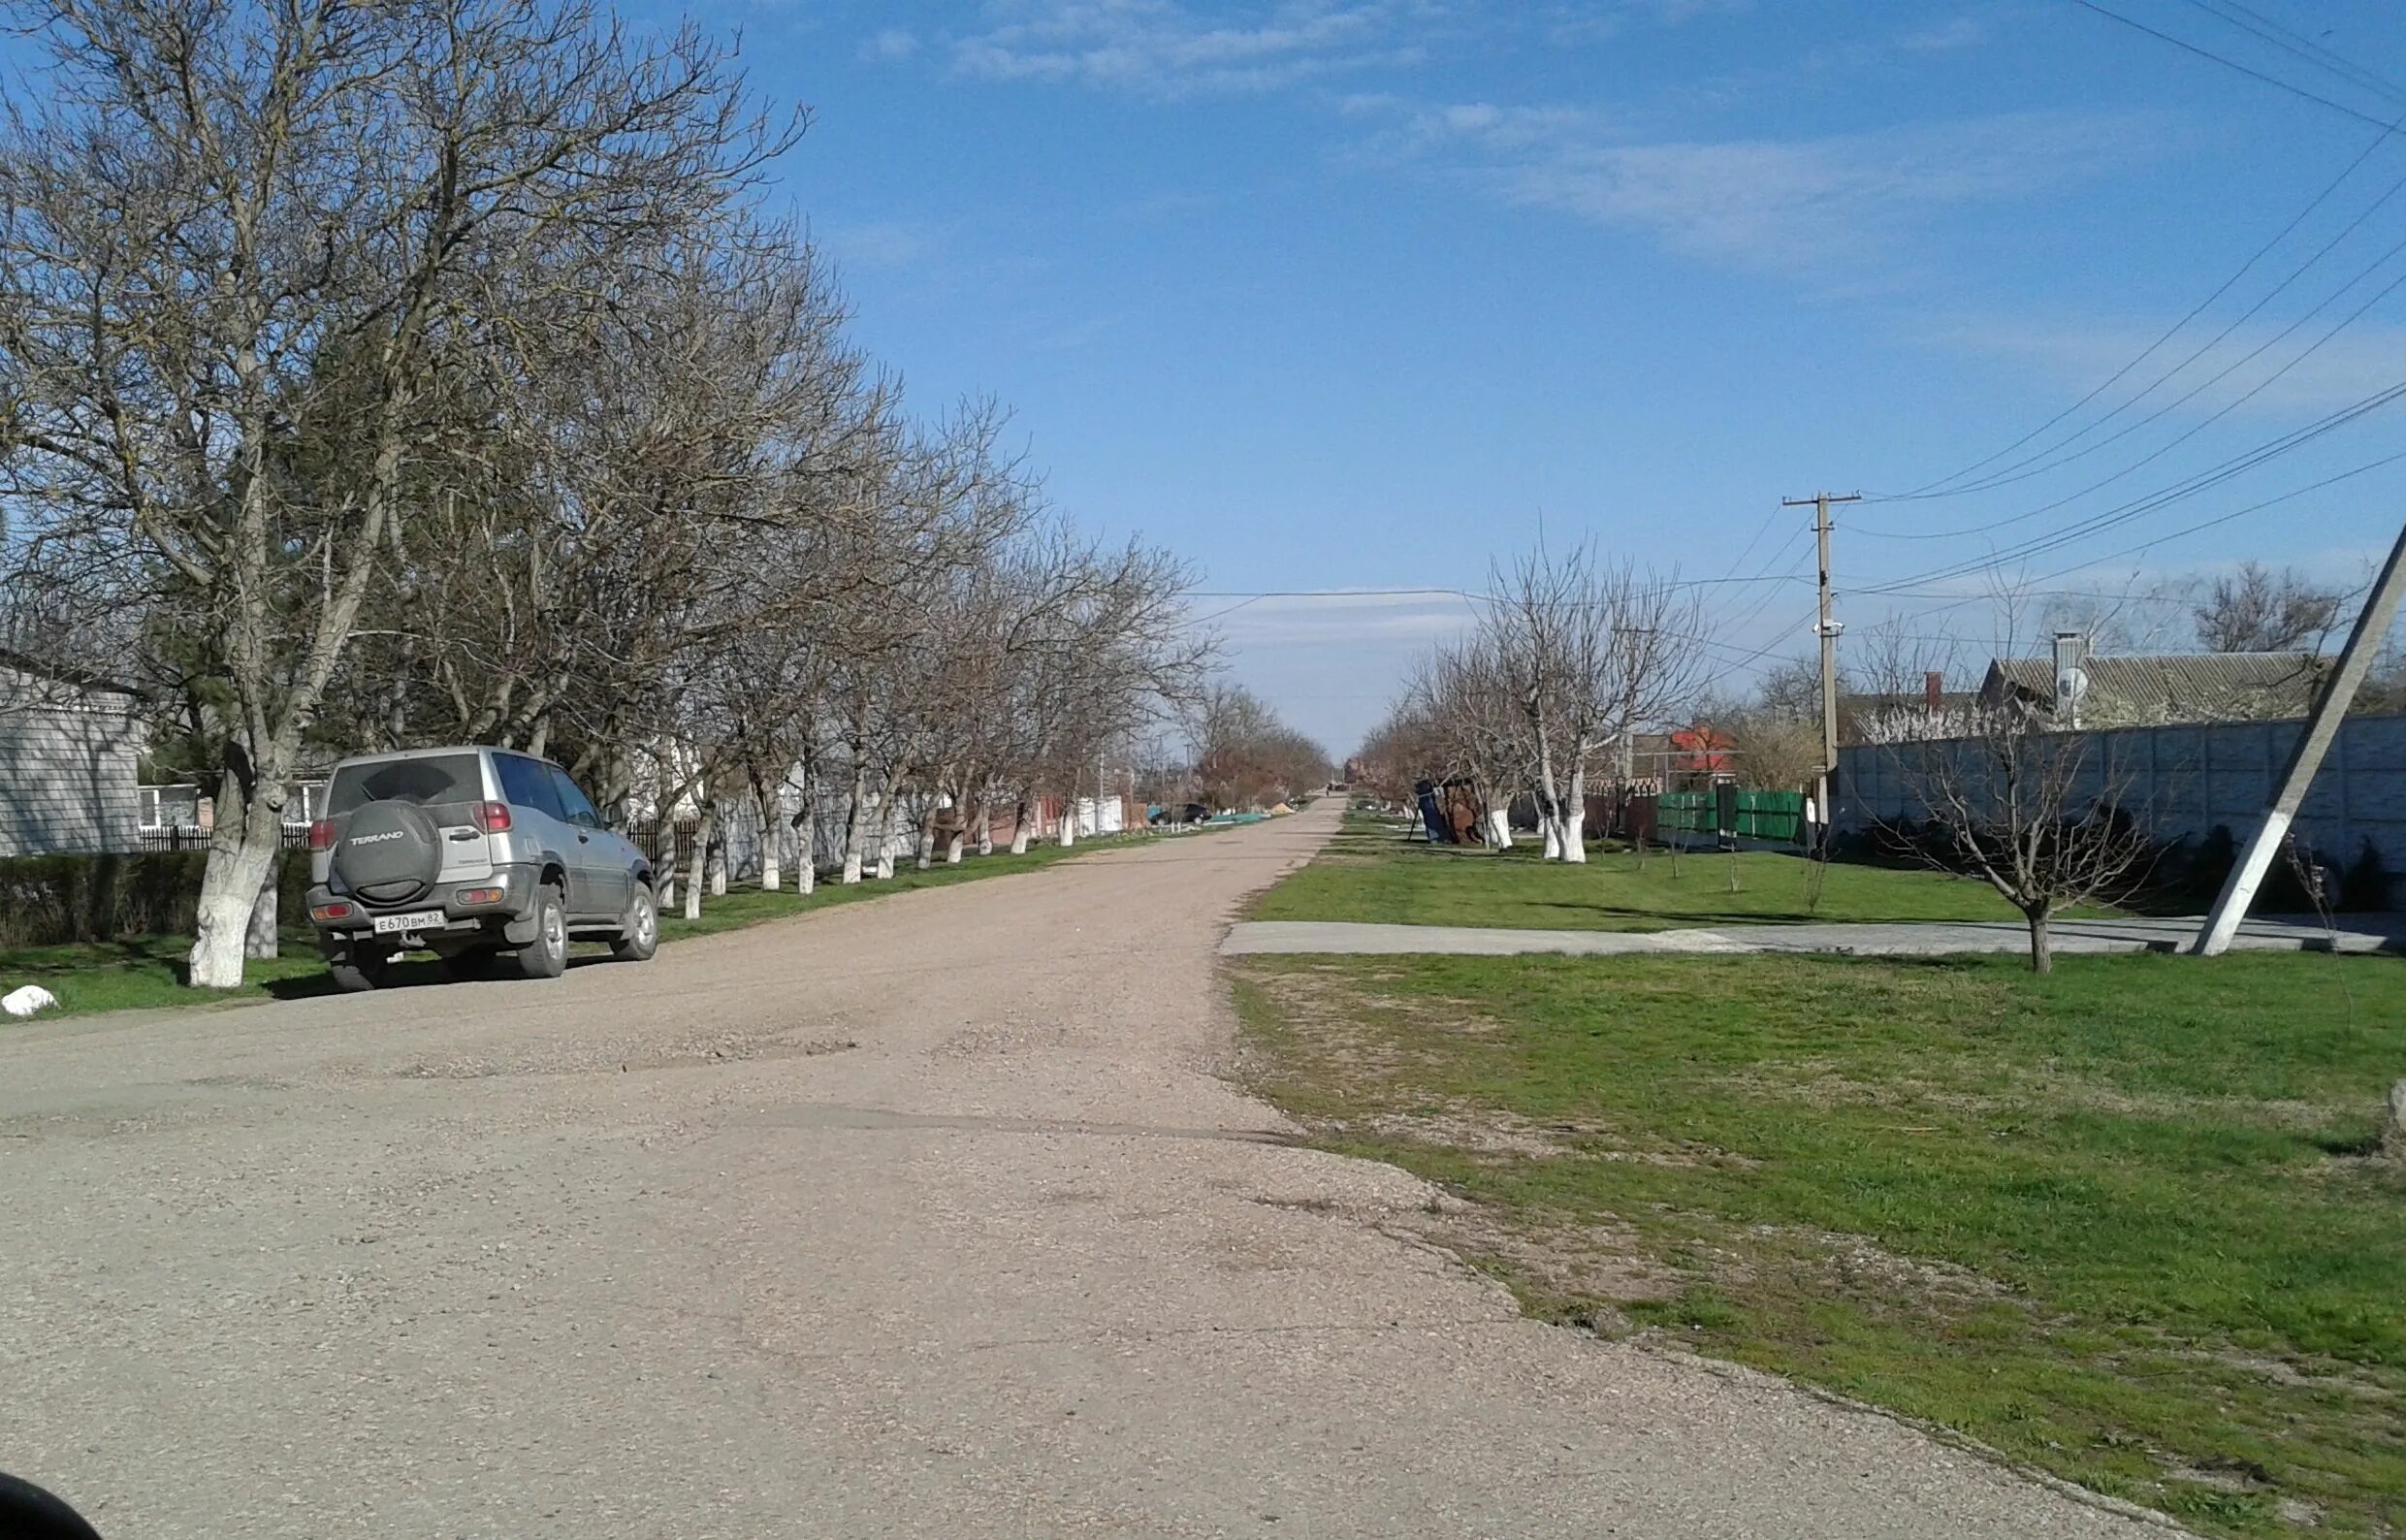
[1784,491,1862,850]
[2192,516,2406,955]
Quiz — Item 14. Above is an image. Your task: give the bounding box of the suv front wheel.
[515,883,568,980]
[612,883,658,963]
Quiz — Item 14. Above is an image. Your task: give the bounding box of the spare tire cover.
[334,800,443,905]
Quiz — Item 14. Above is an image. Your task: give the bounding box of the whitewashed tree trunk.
[759,792,781,891]
[684,808,715,920]
[798,770,827,904]
[1558,769,1588,862]
[976,805,993,856]
[841,764,871,884]
[1056,781,1077,849]
[915,818,937,872]
[1486,803,1513,850]
[658,863,676,911]
[189,777,286,988]
[244,864,279,959]
[945,831,965,864]
[1541,818,1561,860]
[708,824,728,895]
[1010,795,1032,854]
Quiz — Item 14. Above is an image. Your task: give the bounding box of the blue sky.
[589,3,2406,748]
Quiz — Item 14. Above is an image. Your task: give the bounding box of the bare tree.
[1883,704,2154,972]
[1403,638,1528,846]
[2193,561,2343,653]
[1483,542,1705,862]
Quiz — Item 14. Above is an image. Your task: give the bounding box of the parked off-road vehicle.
[305,747,657,991]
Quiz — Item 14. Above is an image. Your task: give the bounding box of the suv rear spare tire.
[333,799,444,906]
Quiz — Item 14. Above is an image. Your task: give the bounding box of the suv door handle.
[577,833,591,844]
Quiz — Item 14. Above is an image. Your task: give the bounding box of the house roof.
[1983,651,2324,722]
[0,648,142,698]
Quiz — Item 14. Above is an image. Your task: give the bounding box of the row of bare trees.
[0,0,1206,986]
[1189,685,1332,811]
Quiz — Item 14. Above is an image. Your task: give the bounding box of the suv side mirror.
[602,806,626,831]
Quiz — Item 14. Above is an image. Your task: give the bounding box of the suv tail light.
[308,818,336,851]
[474,801,513,833]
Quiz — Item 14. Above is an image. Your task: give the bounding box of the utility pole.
[2192,515,2406,955]
[1783,491,1862,850]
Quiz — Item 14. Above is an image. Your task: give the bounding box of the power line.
[1851,448,2406,636]
[1869,163,2406,517]
[1859,255,2406,548]
[1858,374,2406,594]
[1881,125,2406,505]
[2070,0,2406,134]
[2175,0,2406,107]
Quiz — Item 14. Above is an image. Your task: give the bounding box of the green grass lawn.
[1234,947,2406,1538]
[1252,808,2083,931]
[0,830,1152,1019]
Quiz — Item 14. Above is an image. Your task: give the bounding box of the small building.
[0,655,145,857]
[1980,633,2326,731]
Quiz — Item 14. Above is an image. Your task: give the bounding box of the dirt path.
[0,802,2173,1538]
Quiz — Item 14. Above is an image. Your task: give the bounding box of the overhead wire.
[1856,260,2406,554]
[1858,376,2406,594]
[1856,447,2406,641]
[1878,118,2406,504]
[2069,0,2406,134]
[1867,168,2406,516]
[2177,0,2406,106]
[1866,6,2406,518]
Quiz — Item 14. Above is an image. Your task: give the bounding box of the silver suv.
[305,746,658,991]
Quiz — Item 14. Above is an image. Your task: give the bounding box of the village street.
[0,802,2167,1539]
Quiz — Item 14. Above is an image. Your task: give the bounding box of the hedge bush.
[0,851,311,949]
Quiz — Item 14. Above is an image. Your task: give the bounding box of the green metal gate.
[1655,788,1804,844]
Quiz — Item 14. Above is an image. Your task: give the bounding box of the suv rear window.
[327,754,487,814]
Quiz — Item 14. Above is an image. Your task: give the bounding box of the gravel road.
[0,800,2176,1539]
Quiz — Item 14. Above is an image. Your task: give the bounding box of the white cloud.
[1363,104,2160,275]
[949,0,1434,98]
[819,219,938,271]
[859,27,920,63]
[1942,317,2406,419]
[1539,0,1750,46]
[1898,15,1987,51]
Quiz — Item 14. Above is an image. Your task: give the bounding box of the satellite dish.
[2057,666,2090,721]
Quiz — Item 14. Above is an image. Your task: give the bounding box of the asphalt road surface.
[0,801,2175,1539]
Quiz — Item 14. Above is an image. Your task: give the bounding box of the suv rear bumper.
[306,866,538,946]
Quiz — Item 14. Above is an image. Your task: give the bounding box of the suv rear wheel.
[515,883,568,979]
[612,882,658,962]
[436,946,509,983]
[325,942,391,994]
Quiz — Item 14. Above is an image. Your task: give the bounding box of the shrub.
[2342,839,2393,913]
[0,851,310,948]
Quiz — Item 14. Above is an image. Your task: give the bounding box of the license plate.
[372,909,446,935]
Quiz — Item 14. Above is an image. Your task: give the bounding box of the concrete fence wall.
[0,693,144,857]
[1834,712,2406,873]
